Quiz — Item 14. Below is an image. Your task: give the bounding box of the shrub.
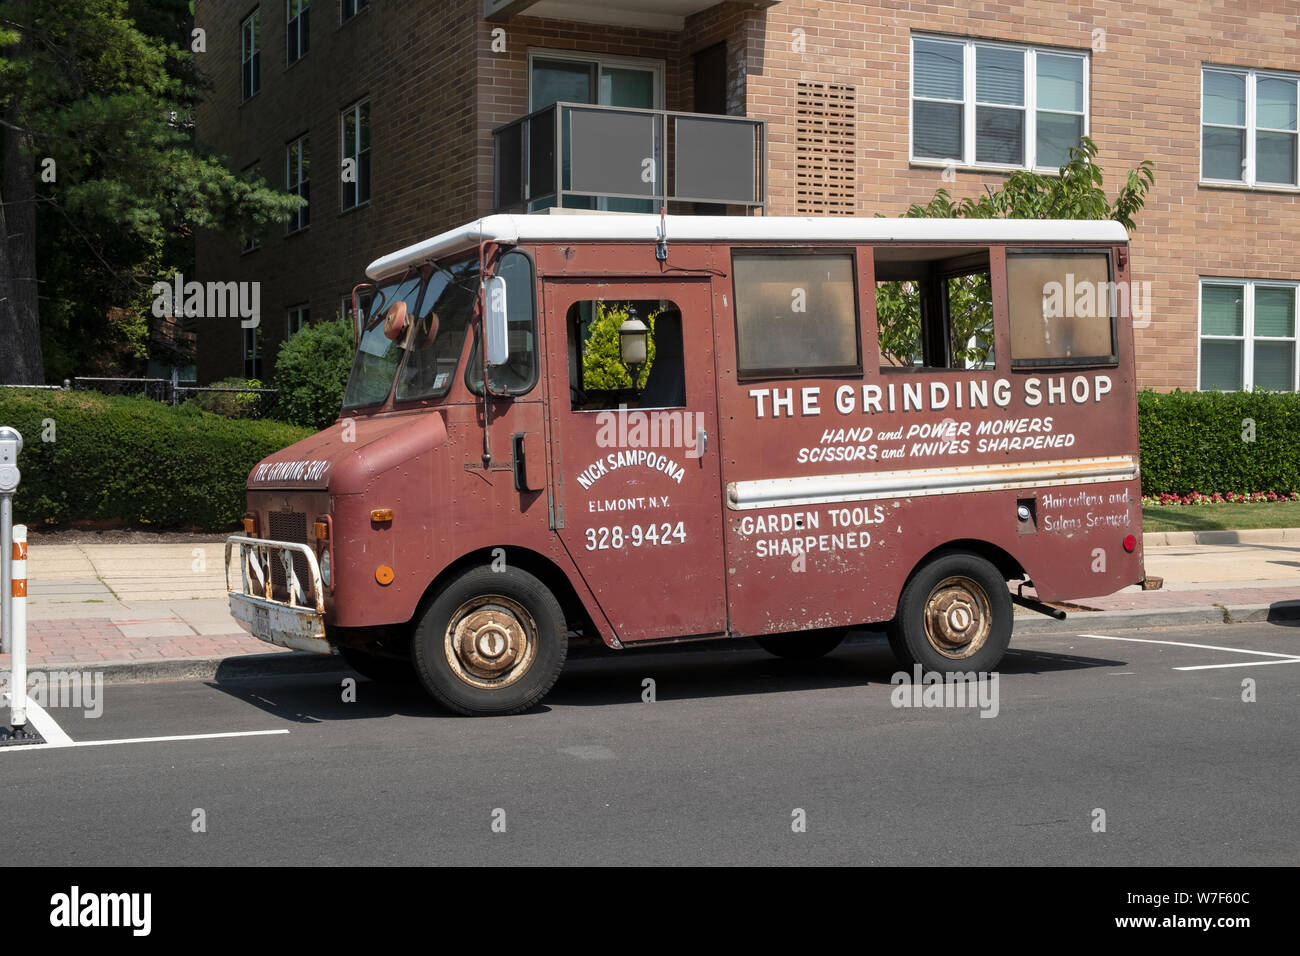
[187,377,266,419]
[580,301,658,391]
[0,389,311,530]
[274,318,354,429]
[1138,389,1300,496]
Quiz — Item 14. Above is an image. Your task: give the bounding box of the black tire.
[412,565,567,717]
[338,645,417,684]
[887,551,1012,674]
[755,627,848,660]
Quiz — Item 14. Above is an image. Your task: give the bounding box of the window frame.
[526,47,666,112]
[910,34,1089,173]
[730,246,864,382]
[341,0,368,23]
[1198,278,1300,392]
[287,304,309,339]
[286,0,309,66]
[240,161,262,253]
[243,325,263,379]
[241,9,260,102]
[285,134,310,234]
[1200,65,1300,189]
[464,249,541,399]
[340,98,370,211]
[1005,247,1119,370]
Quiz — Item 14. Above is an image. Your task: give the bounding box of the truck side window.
[875,247,995,371]
[1006,251,1117,366]
[466,251,539,395]
[732,251,861,378]
[567,299,686,411]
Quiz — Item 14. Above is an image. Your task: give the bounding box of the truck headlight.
[320,549,332,588]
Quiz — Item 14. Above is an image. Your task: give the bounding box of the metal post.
[0,425,29,736]
[9,524,26,728]
[0,425,20,657]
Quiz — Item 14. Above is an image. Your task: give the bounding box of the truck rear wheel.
[755,627,848,660]
[887,552,1012,674]
[412,565,567,717]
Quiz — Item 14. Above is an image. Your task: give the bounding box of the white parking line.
[18,696,75,746]
[1081,634,1300,671]
[1,692,288,753]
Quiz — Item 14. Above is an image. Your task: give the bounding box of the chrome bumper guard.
[224,535,334,655]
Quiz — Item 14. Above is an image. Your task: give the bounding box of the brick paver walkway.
[24,618,285,667]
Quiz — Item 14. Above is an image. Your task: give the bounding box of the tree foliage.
[273,317,354,429]
[0,0,303,382]
[580,301,659,392]
[876,137,1155,366]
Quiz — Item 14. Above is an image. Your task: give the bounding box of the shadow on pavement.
[203,631,1124,720]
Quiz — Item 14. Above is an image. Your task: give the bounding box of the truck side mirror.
[484,276,509,367]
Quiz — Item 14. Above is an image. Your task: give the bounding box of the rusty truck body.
[226,213,1144,716]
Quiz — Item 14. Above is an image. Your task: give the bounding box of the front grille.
[268,510,311,601]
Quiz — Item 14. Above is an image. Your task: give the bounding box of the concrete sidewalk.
[3,532,1298,680]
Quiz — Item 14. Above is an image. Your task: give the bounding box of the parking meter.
[0,426,19,493]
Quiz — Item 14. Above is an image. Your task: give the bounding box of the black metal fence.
[2,377,281,419]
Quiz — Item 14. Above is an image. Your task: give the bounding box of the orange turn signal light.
[314,520,330,541]
[242,515,257,536]
[375,565,395,585]
[370,508,394,523]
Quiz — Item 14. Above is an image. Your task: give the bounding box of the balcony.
[493,102,767,215]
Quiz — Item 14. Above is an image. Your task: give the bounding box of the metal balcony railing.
[493,102,766,214]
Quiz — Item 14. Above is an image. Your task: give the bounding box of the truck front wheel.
[412,566,568,717]
[887,552,1012,675]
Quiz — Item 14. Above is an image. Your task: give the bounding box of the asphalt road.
[2,621,1297,866]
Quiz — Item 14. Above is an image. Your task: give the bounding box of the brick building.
[193,0,1300,393]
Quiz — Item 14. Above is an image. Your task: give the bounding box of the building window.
[287,305,309,338]
[241,10,260,101]
[1202,67,1299,187]
[286,135,310,233]
[1200,280,1298,391]
[243,325,264,379]
[341,99,370,210]
[241,162,262,252]
[341,0,368,23]
[286,0,309,65]
[911,35,1087,170]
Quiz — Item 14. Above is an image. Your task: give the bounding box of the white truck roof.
[365,213,1129,281]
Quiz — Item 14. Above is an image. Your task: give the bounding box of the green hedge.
[0,389,311,531]
[2,387,1294,529]
[1138,389,1300,496]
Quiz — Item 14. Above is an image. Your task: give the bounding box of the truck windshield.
[342,268,424,409]
[394,256,480,401]
[342,254,481,409]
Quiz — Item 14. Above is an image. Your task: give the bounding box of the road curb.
[1012,600,1300,634]
[7,602,1299,683]
[1143,527,1300,548]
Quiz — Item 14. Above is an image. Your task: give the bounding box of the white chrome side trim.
[726,455,1139,511]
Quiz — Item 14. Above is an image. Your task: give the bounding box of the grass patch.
[1142,501,1300,533]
